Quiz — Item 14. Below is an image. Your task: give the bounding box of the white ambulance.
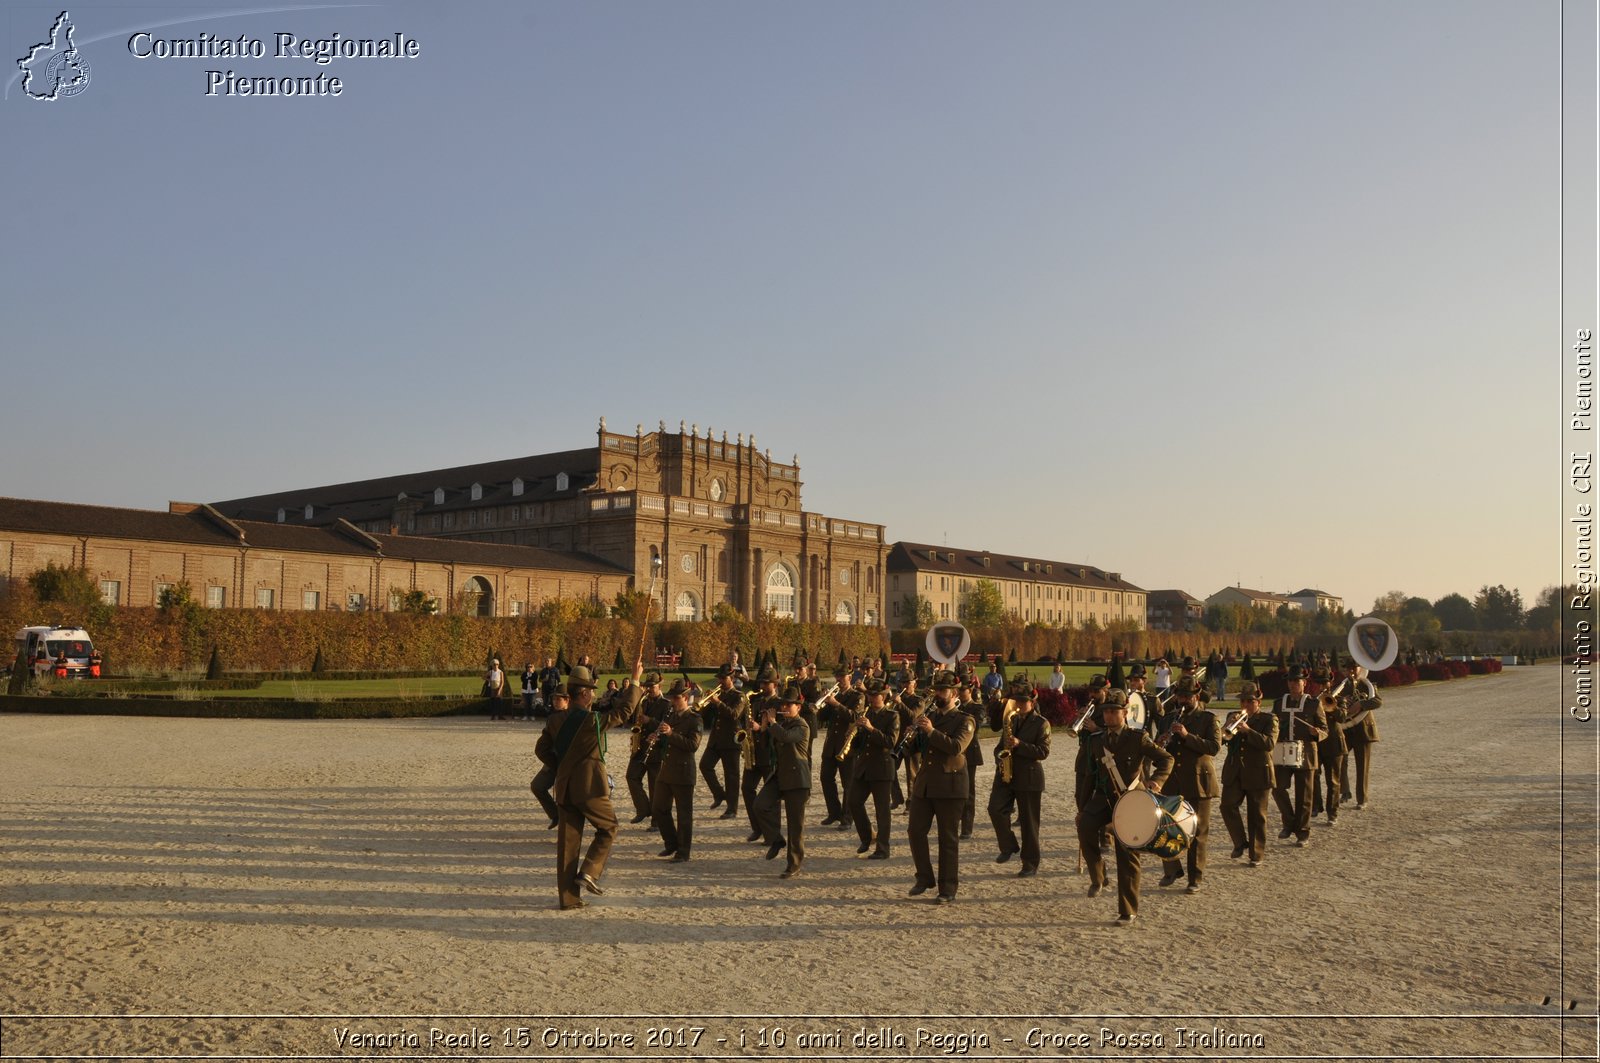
[13,626,99,677]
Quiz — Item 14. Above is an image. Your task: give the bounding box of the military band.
[532,654,1390,917]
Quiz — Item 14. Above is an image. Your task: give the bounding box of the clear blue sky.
[3,0,1558,618]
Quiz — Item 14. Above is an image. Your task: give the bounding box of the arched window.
[835,599,854,624]
[675,591,701,621]
[765,563,797,619]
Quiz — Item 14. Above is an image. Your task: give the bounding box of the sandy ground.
[1,665,1595,1061]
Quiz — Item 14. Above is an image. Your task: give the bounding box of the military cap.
[715,663,734,679]
[548,687,571,703]
[642,670,662,686]
[865,678,887,694]
[1103,688,1128,708]
[931,670,961,690]
[666,678,691,698]
[779,684,804,705]
[1173,676,1200,696]
[758,664,779,682]
[1235,681,1262,702]
[566,666,597,693]
[1127,663,1147,678]
[1181,656,1197,669]
[1087,673,1110,690]
[1009,683,1037,703]
[1287,665,1307,680]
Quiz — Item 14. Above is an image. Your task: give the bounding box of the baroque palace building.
[210,419,888,625]
[885,543,1147,630]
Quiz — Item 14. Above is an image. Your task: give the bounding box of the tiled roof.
[0,497,626,575]
[886,541,1145,593]
[210,447,600,524]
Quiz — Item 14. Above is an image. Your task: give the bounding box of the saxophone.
[836,703,867,762]
[736,694,756,771]
[996,699,1017,783]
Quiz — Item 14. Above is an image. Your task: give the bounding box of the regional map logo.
[17,11,91,100]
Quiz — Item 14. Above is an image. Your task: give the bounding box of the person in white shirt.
[1152,658,1172,697]
[1047,662,1067,692]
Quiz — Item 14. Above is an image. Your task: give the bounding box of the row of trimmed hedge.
[0,693,490,720]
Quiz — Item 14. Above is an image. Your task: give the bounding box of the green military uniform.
[650,682,703,861]
[988,683,1051,875]
[1074,689,1174,921]
[906,673,976,904]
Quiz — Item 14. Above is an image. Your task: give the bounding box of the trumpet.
[1069,700,1098,737]
[696,687,723,712]
[811,682,841,712]
[1221,707,1255,738]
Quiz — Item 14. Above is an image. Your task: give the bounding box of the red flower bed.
[1038,687,1090,728]
[1372,664,1418,688]
[1416,663,1454,681]
[1468,658,1503,675]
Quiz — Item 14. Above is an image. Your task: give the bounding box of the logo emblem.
[1347,617,1399,672]
[18,11,91,101]
[925,623,971,666]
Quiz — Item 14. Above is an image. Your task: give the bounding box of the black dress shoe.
[630,813,649,824]
[1278,828,1293,839]
[820,816,838,826]
[657,848,677,858]
[765,841,785,860]
[835,820,849,831]
[856,843,872,856]
[1158,870,1182,887]
[995,849,1016,864]
[1017,866,1037,878]
[868,851,889,860]
[719,809,738,819]
[670,854,690,863]
[935,894,954,905]
[908,882,933,896]
[959,830,973,840]
[746,830,763,842]
[709,798,724,810]
[577,872,603,895]
[1230,845,1246,859]
[1086,883,1103,898]
[559,899,586,910]
[546,820,559,830]
[779,867,800,879]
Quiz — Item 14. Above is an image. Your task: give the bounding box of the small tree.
[311,647,326,675]
[205,646,224,680]
[28,562,103,622]
[902,594,936,628]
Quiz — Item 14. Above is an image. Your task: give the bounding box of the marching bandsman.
[1156,678,1219,893]
[847,679,900,859]
[624,671,669,825]
[817,670,858,829]
[1073,674,1113,734]
[534,662,637,910]
[752,685,812,879]
[988,679,1050,877]
[1271,665,1327,848]
[741,667,784,841]
[1311,692,1346,825]
[650,680,703,862]
[1124,663,1152,733]
[958,683,987,840]
[1333,663,1381,809]
[698,664,746,821]
[906,671,976,904]
[1074,688,1173,924]
[1220,681,1278,866]
[529,689,566,830]
[894,674,924,805]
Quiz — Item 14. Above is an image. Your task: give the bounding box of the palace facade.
[211,419,888,625]
[885,543,1147,630]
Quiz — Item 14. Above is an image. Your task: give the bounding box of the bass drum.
[1111,788,1198,860]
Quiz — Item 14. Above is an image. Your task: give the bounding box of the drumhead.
[1112,789,1160,847]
